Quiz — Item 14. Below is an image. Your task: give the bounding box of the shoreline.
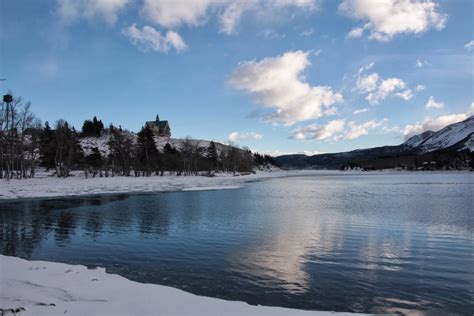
[0,255,363,316]
[0,170,335,201]
[1,169,471,201]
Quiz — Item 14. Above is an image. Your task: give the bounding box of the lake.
[1,173,473,315]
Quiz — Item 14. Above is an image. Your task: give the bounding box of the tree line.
[0,94,277,179]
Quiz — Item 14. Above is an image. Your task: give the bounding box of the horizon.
[1,0,473,155]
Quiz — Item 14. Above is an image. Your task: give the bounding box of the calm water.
[1,173,473,314]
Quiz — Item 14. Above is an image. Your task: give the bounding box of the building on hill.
[145,114,171,138]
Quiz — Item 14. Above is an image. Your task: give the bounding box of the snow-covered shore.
[0,255,362,316]
[0,170,331,200]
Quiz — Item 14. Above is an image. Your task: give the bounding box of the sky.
[1,0,473,155]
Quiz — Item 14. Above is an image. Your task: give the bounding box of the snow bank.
[0,170,328,200]
[182,185,242,191]
[0,255,362,316]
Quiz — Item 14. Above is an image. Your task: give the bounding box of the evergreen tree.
[108,125,133,176]
[135,125,160,176]
[206,141,218,170]
[81,116,104,137]
[39,121,56,169]
[85,147,102,177]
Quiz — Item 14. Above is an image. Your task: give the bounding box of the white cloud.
[347,27,364,38]
[425,96,444,109]
[219,2,249,35]
[357,73,407,104]
[141,0,213,28]
[57,0,129,24]
[403,112,471,139]
[228,132,263,142]
[396,89,413,101]
[229,50,343,125]
[341,119,385,140]
[122,24,187,53]
[415,84,425,92]
[353,108,369,115]
[465,40,474,51]
[142,0,318,35]
[291,119,386,141]
[291,120,346,140]
[356,73,379,93]
[258,149,322,157]
[339,0,447,41]
[376,78,407,100]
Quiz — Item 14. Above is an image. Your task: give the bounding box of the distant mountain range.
[275,116,474,170]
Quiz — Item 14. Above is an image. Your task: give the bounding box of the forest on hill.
[0,94,277,179]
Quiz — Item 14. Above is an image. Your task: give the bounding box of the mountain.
[275,116,474,170]
[403,130,436,148]
[403,116,474,152]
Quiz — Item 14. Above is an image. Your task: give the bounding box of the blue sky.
[1,0,473,155]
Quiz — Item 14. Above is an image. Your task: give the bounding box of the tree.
[135,125,160,176]
[39,121,56,170]
[54,120,82,178]
[84,147,103,177]
[206,141,218,171]
[108,125,134,176]
[0,94,39,179]
[81,116,104,137]
[163,143,181,175]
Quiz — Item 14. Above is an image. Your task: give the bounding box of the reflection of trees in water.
[83,211,105,239]
[0,194,175,257]
[1,200,56,258]
[136,196,171,237]
[54,210,78,246]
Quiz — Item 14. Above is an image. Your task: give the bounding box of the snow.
[0,255,363,316]
[404,116,474,152]
[403,131,435,148]
[0,170,325,200]
[461,133,474,151]
[79,135,112,157]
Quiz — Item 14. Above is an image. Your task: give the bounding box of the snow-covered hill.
[404,116,474,152]
[403,131,435,148]
[80,133,235,158]
[154,137,234,155]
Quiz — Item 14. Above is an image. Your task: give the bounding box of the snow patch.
[0,255,363,316]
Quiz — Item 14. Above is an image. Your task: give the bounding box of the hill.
[275,116,474,170]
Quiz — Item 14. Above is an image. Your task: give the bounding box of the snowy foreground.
[0,169,336,200]
[0,255,363,316]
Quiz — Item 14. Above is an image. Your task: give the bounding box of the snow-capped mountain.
[403,131,436,148]
[404,116,474,152]
[275,116,474,170]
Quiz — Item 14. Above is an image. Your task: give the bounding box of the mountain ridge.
[275,116,474,170]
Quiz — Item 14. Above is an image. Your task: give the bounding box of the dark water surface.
[1,173,473,314]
